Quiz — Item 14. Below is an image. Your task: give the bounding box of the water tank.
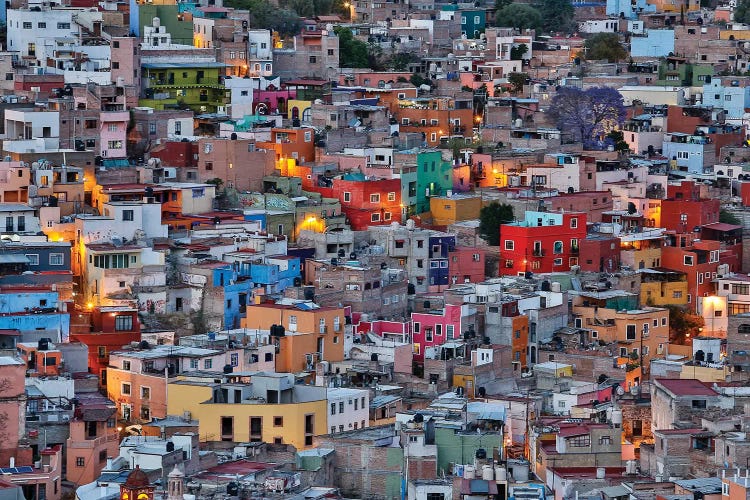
[413,413,424,423]
[153,17,161,28]
[596,467,606,479]
[406,219,415,230]
[611,409,623,427]
[303,286,315,301]
[475,448,487,460]
[550,282,562,293]
[495,466,507,482]
[37,338,50,351]
[464,466,476,479]
[223,364,233,374]
[541,280,551,291]
[482,465,494,481]
[626,460,637,475]
[166,441,175,452]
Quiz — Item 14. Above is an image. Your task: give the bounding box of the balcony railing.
[68,432,119,449]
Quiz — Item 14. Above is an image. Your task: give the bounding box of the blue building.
[0,288,70,342]
[211,265,255,330]
[702,78,750,121]
[630,30,675,58]
[662,132,706,173]
[0,241,71,273]
[606,0,655,18]
[428,233,456,289]
[233,255,301,295]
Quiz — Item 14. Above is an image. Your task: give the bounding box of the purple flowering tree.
[548,86,627,149]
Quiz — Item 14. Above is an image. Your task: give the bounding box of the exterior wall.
[0,358,26,468]
[662,240,721,312]
[167,382,328,449]
[326,388,370,434]
[500,211,587,275]
[65,418,119,486]
[197,138,276,192]
[411,303,467,363]
[448,247,485,285]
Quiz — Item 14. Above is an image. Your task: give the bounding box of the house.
[499,210,586,276]
[662,239,721,312]
[660,181,720,233]
[326,388,370,434]
[65,392,119,486]
[411,303,476,366]
[167,372,328,449]
[140,62,228,114]
[650,378,726,431]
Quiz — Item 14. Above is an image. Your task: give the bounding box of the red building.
[448,247,486,285]
[149,140,199,169]
[662,239,721,312]
[499,210,587,276]
[411,303,471,365]
[579,235,621,273]
[69,306,141,387]
[661,180,720,233]
[306,173,402,230]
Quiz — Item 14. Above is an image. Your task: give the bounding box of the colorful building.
[499,211,587,276]
[662,239,721,312]
[140,62,228,113]
[416,151,454,213]
[167,373,328,449]
[661,180,720,234]
[411,303,476,365]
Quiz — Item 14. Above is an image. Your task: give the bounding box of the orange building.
[17,341,63,376]
[257,127,317,164]
[396,96,474,146]
[65,393,119,486]
[241,302,346,372]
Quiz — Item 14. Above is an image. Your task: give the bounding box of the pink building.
[99,112,130,159]
[253,89,297,115]
[411,303,475,365]
[65,393,119,486]
[448,247,486,285]
[353,315,410,343]
[0,358,29,468]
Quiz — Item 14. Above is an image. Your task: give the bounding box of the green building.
[135,3,193,44]
[434,424,503,475]
[140,62,228,113]
[656,56,714,87]
[416,150,453,214]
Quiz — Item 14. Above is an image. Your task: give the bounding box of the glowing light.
[86,302,94,310]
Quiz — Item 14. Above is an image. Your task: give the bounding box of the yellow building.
[647,0,699,12]
[639,269,688,307]
[720,29,750,40]
[429,194,482,226]
[167,373,328,450]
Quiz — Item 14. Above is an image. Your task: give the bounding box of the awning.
[0,254,29,264]
[702,222,742,232]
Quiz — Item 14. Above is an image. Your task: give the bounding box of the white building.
[224,76,254,119]
[247,29,273,77]
[3,109,60,152]
[326,387,369,434]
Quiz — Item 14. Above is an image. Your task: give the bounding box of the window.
[343,192,351,203]
[331,403,336,415]
[46,252,64,266]
[446,324,454,337]
[626,324,636,341]
[632,420,642,437]
[692,399,707,409]
[98,346,106,358]
[189,359,198,369]
[599,436,612,445]
[76,457,85,467]
[677,151,689,160]
[58,22,71,29]
[684,255,694,266]
[22,22,32,29]
[141,387,150,399]
[413,322,420,333]
[309,56,317,63]
[107,141,123,150]
[26,254,39,266]
[569,435,591,447]
[371,213,381,222]
[553,241,563,254]
[370,194,381,203]
[38,22,46,28]
[115,315,133,331]
[504,240,514,250]
[122,360,131,370]
[122,210,134,221]
[274,416,283,426]
[387,192,396,201]
[204,359,213,369]
[121,383,131,395]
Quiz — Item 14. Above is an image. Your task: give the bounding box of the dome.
[168,466,184,478]
[124,466,150,488]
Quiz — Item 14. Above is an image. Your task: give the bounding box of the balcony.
[67,432,119,449]
[532,249,545,257]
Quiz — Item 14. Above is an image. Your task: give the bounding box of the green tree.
[334,27,370,68]
[534,0,574,33]
[720,209,742,225]
[508,72,528,94]
[224,0,301,35]
[584,33,628,62]
[665,305,704,344]
[410,73,430,87]
[510,43,528,61]
[494,0,513,11]
[494,4,542,30]
[479,202,515,246]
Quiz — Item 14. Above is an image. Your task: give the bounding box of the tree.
[334,27,370,68]
[224,0,301,35]
[479,203,515,246]
[534,0,575,33]
[548,86,627,149]
[736,0,750,23]
[510,43,528,61]
[720,209,742,225]
[584,33,628,62]
[508,72,528,94]
[665,305,704,344]
[494,0,513,11]
[494,4,542,30]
